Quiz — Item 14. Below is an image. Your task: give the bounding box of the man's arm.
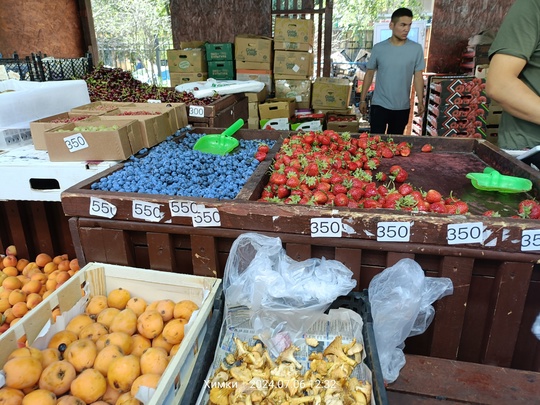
[486,53,540,125]
[413,70,425,116]
[359,69,375,115]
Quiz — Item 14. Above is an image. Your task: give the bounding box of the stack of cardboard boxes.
[235,35,274,93]
[205,43,235,80]
[167,41,208,87]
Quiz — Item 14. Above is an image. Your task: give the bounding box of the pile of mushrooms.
[209,335,372,405]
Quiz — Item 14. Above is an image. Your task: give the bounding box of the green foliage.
[334,0,425,37]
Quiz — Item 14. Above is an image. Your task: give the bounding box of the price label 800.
[132,200,164,222]
[310,218,342,238]
[377,222,411,242]
[447,222,483,245]
[64,133,89,152]
[169,200,198,217]
[521,229,540,251]
[189,105,205,118]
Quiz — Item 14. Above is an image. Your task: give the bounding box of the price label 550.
[193,207,221,227]
[132,200,164,222]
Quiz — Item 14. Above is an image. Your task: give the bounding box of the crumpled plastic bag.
[223,232,357,355]
[175,78,265,98]
[368,258,454,383]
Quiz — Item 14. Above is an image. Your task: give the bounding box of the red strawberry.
[269,171,287,186]
[258,144,270,153]
[430,202,447,214]
[398,183,413,196]
[261,186,274,199]
[483,210,501,217]
[421,144,433,153]
[377,185,389,197]
[518,199,537,217]
[416,201,431,212]
[399,146,411,157]
[348,187,365,201]
[454,201,469,214]
[313,191,328,205]
[255,151,267,161]
[425,189,442,204]
[363,198,380,209]
[305,162,319,177]
[334,193,349,207]
[530,205,540,219]
[277,185,290,199]
[381,147,394,158]
[390,165,408,183]
[285,176,300,189]
[316,182,331,192]
[332,183,348,195]
[445,204,458,214]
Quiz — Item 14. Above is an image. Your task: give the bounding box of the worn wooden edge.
[189,93,247,120]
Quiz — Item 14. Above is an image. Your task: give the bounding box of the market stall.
[61,128,540,372]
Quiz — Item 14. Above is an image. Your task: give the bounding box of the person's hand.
[416,104,425,117]
[359,101,368,115]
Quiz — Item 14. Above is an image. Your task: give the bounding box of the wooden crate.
[188,93,248,128]
[61,132,540,371]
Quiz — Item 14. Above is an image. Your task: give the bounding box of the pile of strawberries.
[484,199,540,219]
[259,130,470,214]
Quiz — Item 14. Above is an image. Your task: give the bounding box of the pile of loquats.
[0,281,199,405]
[0,245,80,336]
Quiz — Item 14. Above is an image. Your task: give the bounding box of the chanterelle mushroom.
[323,336,357,367]
[277,344,303,369]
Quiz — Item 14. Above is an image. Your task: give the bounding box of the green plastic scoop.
[466,167,533,193]
[193,118,244,155]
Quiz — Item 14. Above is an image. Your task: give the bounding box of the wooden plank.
[147,232,176,273]
[430,256,474,359]
[68,217,87,266]
[512,276,540,371]
[387,392,463,405]
[4,201,29,259]
[190,235,219,278]
[29,201,54,255]
[102,228,133,266]
[334,247,362,291]
[481,261,533,367]
[285,242,311,262]
[78,226,108,263]
[386,252,415,267]
[387,355,540,405]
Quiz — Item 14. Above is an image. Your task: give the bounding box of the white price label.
[310,218,342,238]
[147,99,162,103]
[89,197,117,219]
[169,200,199,217]
[193,207,221,227]
[521,229,540,251]
[132,200,164,222]
[377,222,411,242]
[189,105,205,118]
[447,222,483,245]
[63,133,89,152]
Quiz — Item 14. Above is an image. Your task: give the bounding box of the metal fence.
[0,53,93,81]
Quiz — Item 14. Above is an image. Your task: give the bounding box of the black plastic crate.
[181,288,388,405]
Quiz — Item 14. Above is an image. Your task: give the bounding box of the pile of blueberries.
[90,129,275,200]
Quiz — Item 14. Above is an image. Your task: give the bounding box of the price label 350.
[310,218,342,238]
[447,222,483,245]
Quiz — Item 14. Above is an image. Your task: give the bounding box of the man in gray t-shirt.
[359,8,425,135]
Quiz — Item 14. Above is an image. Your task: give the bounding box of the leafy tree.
[91,0,172,84]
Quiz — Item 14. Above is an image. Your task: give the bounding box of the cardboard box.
[44,117,143,162]
[70,101,135,115]
[312,77,352,109]
[258,98,296,120]
[235,60,272,71]
[205,42,234,61]
[236,69,274,93]
[248,101,260,119]
[273,50,313,78]
[291,120,323,131]
[275,79,312,109]
[0,262,221,405]
[234,35,273,63]
[170,72,208,86]
[314,107,355,115]
[326,113,359,133]
[273,41,313,52]
[207,60,235,80]
[179,41,205,49]
[101,107,172,148]
[248,117,260,129]
[133,102,188,132]
[167,49,207,73]
[245,86,268,103]
[30,112,95,150]
[274,17,315,46]
[260,117,289,130]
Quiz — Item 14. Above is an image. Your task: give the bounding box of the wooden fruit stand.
[61,130,540,372]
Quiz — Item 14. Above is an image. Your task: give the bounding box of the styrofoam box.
[0,144,118,202]
[0,79,90,129]
[0,262,221,405]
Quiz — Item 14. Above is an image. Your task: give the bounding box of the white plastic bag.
[174,78,264,98]
[533,313,540,340]
[368,258,453,383]
[223,232,357,355]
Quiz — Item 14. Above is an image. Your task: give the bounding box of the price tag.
[89,197,116,219]
[447,222,483,245]
[147,99,162,103]
[169,200,199,217]
[63,133,89,152]
[189,105,205,118]
[193,207,221,227]
[132,200,164,222]
[377,222,411,242]
[310,218,342,238]
[521,229,540,251]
